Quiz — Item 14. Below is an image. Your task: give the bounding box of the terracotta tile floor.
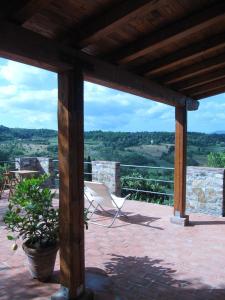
[1,193,225,299]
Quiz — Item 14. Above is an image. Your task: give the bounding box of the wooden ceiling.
[1,0,225,101]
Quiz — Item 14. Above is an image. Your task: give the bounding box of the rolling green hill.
[0,125,225,168]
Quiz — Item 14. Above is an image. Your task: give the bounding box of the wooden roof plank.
[0,1,29,19]
[134,33,225,76]
[62,0,157,47]
[0,20,198,110]
[11,0,53,25]
[174,69,225,92]
[187,77,225,97]
[194,86,225,100]
[104,1,225,64]
[158,53,225,85]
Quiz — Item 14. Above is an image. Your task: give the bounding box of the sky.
[0,58,224,133]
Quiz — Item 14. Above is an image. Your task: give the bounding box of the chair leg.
[118,209,128,218]
[88,204,100,220]
[107,210,120,228]
[86,201,92,212]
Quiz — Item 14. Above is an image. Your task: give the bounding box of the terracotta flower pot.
[22,241,59,282]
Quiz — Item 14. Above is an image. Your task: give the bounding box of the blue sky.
[0,58,224,133]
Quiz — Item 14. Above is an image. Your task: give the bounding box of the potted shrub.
[4,175,59,281]
[4,175,89,281]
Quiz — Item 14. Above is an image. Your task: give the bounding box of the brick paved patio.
[1,194,225,300]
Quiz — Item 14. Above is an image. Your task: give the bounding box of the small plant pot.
[22,241,59,282]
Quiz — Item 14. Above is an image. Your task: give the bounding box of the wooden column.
[55,67,85,299]
[171,106,189,226]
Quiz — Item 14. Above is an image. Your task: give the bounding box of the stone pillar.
[15,157,54,187]
[15,157,37,170]
[36,157,55,187]
[91,161,121,196]
[186,166,225,216]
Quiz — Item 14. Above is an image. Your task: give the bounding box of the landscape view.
[0,125,224,205]
[0,124,224,168]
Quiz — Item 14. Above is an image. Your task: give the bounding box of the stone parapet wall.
[15,157,55,187]
[186,166,225,216]
[91,161,121,196]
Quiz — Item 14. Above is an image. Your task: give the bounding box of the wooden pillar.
[52,67,85,299]
[171,106,189,226]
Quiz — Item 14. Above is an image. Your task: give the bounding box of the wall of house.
[186,166,225,216]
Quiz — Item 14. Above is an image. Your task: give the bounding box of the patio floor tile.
[1,194,225,299]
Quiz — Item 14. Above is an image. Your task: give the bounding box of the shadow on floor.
[104,254,225,300]
[0,267,59,300]
[91,210,163,229]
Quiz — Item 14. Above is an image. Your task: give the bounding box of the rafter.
[0,0,50,24]
[134,33,225,76]
[104,1,225,64]
[157,53,225,85]
[194,86,225,100]
[0,1,29,19]
[11,0,52,25]
[174,69,225,92]
[0,21,198,110]
[62,0,157,48]
[186,77,225,97]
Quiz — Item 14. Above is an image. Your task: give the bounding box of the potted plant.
[4,175,59,281]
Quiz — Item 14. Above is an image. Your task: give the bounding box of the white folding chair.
[84,181,130,227]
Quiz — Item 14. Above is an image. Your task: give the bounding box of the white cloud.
[0,85,17,95]
[2,59,225,132]
[0,59,57,129]
[0,61,44,85]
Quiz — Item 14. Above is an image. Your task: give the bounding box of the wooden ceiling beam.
[134,33,225,77]
[186,77,225,97]
[104,1,225,64]
[158,53,225,85]
[0,0,50,24]
[11,0,53,25]
[174,69,225,92]
[0,1,29,19]
[194,86,225,100]
[62,0,157,48]
[0,21,198,110]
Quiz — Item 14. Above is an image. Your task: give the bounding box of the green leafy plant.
[4,175,59,250]
[121,171,172,205]
[207,152,225,168]
[4,175,89,250]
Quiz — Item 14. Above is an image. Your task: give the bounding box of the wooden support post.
[171,107,189,226]
[52,67,89,299]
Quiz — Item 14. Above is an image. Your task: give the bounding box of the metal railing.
[0,160,21,169]
[0,159,174,205]
[120,164,174,206]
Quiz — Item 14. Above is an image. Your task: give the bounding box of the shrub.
[4,175,59,249]
[121,171,171,205]
[207,152,225,168]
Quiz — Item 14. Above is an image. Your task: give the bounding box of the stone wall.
[186,166,225,216]
[15,157,55,187]
[91,161,121,196]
